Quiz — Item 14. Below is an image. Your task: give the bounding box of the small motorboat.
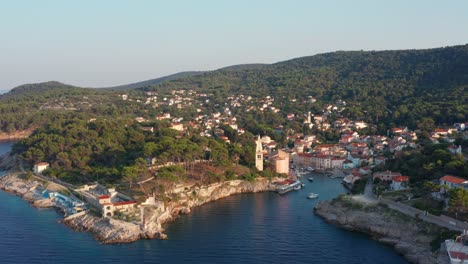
[294,185,302,191]
[306,166,315,172]
[307,193,319,199]
[308,177,314,182]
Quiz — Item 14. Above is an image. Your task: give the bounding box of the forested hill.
[100,71,203,90]
[100,64,267,90]
[0,44,467,134]
[8,81,80,95]
[142,44,468,128]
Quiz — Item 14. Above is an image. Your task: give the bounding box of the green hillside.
[0,44,467,134]
[142,45,468,128]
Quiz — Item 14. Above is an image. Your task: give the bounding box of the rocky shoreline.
[314,195,450,264]
[0,130,32,141]
[0,171,278,244]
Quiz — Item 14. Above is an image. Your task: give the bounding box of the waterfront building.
[311,155,332,169]
[271,149,289,174]
[331,157,345,169]
[292,153,313,167]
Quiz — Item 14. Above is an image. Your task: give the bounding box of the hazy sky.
[1,0,467,90]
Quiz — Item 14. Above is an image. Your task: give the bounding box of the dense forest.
[12,117,259,184]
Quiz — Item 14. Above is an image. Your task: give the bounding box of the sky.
[1,0,468,90]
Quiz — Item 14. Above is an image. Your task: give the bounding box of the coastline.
[0,171,278,244]
[314,195,450,264]
[0,131,32,141]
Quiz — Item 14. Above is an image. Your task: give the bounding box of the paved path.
[351,176,468,232]
[351,175,377,204]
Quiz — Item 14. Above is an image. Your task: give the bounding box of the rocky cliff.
[1,173,278,244]
[314,196,450,264]
[141,178,278,240]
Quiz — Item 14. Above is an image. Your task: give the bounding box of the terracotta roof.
[449,251,468,260]
[297,153,313,157]
[393,176,409,182]
[35,162,49,166]
[113,200,137,206]
[441,175,467,184]
[98,195,110,199]
[315,154,329,159]
[316,144,335,148]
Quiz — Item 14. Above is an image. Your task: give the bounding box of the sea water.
[0,141,407,263]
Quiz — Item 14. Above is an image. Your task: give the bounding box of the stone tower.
[255,135,263,171]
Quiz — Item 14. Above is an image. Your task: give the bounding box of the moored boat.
[308,177,314,182]
[307,193,319,199]
[275,180,302,194]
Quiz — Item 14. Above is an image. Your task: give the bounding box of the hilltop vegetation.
[142,45,468,129]
[0,82,141,133]
[0,44,467,135]
[12,117,265,185]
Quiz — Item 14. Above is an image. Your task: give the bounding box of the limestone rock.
[314,197,450,264]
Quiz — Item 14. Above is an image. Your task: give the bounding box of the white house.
[440,175,468,190]
[391,176,409,191]
[373,171,401,181]
[33,162,49,174]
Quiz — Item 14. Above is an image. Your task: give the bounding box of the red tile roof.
[441,175,466,184]
[393,176,409,182]
[98,195,110,199]
[449,251,468,260]
[113,200,137,206]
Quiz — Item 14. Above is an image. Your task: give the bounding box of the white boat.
[445,231,468,263]
[294,184,301,191]
[276,180,302,194]
[308,177,314,182]
[307,193,319,199]
[306,166,315,172]
[294,170,307,177]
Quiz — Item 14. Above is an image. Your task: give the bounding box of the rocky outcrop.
[141,178,278,242]
[63,178,278,244]
[314,196,450,264]
[63,213,160,243]
[0,152,19,171]
[1,172,278,244]
[0,130,32,140]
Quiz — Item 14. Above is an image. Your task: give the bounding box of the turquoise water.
[0,141,407,263]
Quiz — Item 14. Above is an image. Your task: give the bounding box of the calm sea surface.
[0,141,407,263]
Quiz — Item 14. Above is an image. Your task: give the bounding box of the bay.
[0,141,407,263]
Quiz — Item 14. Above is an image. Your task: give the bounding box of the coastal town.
[1,1,468,263]
[0,86,466,264]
